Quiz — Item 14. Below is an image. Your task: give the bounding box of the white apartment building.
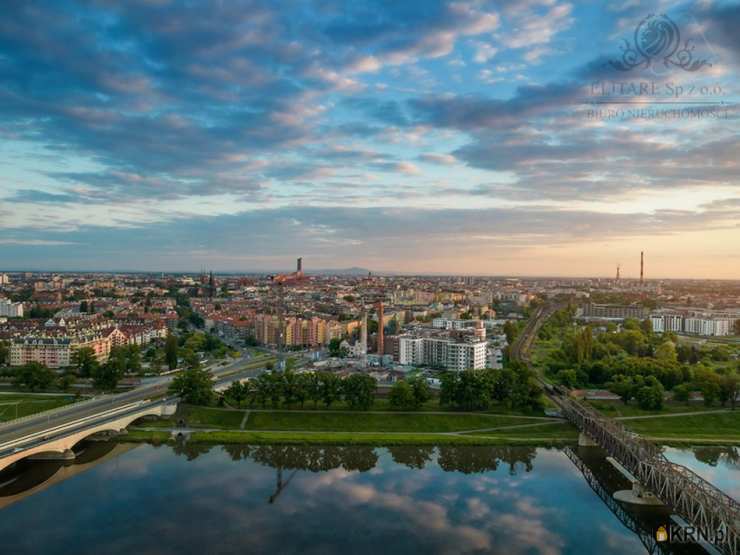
[0,298,24,318]
[397,334,487,371]
[486,348,504,370]
[651,313,736,337]
[0,274,9,285]
[447,341,487,371]
[398,335,424,365]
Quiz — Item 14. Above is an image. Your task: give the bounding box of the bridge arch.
[0,405,167,474]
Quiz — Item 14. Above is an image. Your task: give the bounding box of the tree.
[294,372,311,408]
[14,362,55,391]
[0,340,8,366]
[557,368,578,389]
[225,381,248,408]
[91,359,124,391]
[389,380,416,410]
[636,379,664,410]
[719,373,739,410]
[672,383,691,404]
[306,372,323,408]
[411,377,431,407]
[503,321,519,344]
[655,341,678,363]
[700,380,721,407]
[328,337,348,358]
[165,334,178,370]
[79,300,88,313]
[319,372,342,408]
[343,374,376,410]
[608,374,635,405]
[71,347,99,378]
[58,370,76,391]
[169,366,214,405]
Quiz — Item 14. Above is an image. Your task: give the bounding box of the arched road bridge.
[0,365,262,474]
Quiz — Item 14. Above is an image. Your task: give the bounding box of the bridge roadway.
[0,356,270,470]
[511,302,740,555]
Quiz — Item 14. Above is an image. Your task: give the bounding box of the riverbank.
[121,404,740,447]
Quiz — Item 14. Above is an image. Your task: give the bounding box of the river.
[0,441,737,554]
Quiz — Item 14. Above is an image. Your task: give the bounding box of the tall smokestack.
[360,310,367,360]
[640,252,644,285]
[376,301,384,355]
[297,257,303,273]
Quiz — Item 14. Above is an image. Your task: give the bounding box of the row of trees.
[217,371,378,410]
[388,378,431,410]
[439,363,544,412]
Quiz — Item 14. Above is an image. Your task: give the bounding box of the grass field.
[244,411,543,433]
[0,394,77,422]
[625,411,740,441]
[181,430,570,446]
[588,400,724,418]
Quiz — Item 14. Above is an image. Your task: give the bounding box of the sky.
[0,0,738,278]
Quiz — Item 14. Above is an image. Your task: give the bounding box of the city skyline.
[1,1,739,278]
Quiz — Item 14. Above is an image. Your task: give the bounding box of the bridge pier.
[613,482,664,506]
[578,432,599,447]
[27,449,76,463]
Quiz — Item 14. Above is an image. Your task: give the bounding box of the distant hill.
[306,267,371,276]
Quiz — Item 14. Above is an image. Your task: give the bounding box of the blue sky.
[0,0,738,277]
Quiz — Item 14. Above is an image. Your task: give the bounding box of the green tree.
[319,372,343,408]
[91,359,124,391]
[719,373,739,410]
[71,347,99,378]
[224,381,248,408]
[389,380,416,410]
[557,368,578,388]
[635,379,664,410]
[410,377,431,407]
[655,341,678,363]
[608,374,635,405]
[165,333,178,370]
[672,383,691,404]
[169,366,214,405]
[58,370,76,391]
[306,372,323,408]
[294,372,311,408]
[0,340,8,366]
[503,321,519,344]
[343,374,376,410]
[700,380,721,407]
[14,362,56,391]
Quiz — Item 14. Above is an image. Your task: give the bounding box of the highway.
[0,354,274,447]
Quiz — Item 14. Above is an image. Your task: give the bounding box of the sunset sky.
[1,0,738,277]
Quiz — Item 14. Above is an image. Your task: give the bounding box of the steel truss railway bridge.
[512,302,740,555]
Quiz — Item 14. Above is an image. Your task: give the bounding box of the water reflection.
[0,442,733,555]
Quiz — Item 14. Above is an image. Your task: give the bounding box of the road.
[0,354,274,447]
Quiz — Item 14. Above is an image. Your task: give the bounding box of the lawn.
[180,405,246,428]
[0,394,77,422]
[183,430,569,446]
[465,421,578,440]
[588,400,724,418]
[244,411,544,433]
[624,411,740,441]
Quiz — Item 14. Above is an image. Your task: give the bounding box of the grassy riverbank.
[623,411,740,444]
[0,393,77,422]
[123,403,740,446]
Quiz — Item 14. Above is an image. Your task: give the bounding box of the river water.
[0,442,737,555]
